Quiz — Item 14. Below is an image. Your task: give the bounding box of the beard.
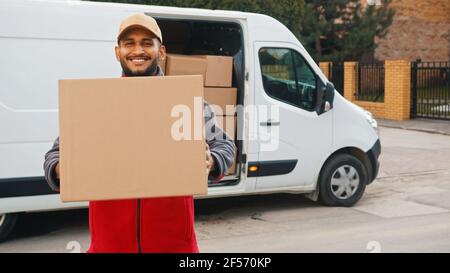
[120,56,159,77]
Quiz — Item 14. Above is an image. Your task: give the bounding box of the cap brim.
[117,25,161,43]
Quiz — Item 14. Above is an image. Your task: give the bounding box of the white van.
[0,0,381,242]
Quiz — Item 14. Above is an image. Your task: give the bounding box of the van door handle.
[260,120,280,127]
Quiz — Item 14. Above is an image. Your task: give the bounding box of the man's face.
[115,27,166,77]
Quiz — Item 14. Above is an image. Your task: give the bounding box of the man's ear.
[159,44,166,62]
[114,46,121,62]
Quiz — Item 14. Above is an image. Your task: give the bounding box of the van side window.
[259,48,317,111]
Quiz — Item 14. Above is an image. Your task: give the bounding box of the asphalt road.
[1,126,449,253]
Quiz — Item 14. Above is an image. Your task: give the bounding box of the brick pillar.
[384,60,411,120]
[319,62,331,78]
[344,62,357,101]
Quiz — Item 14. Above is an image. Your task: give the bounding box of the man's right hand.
[55,162,60,179]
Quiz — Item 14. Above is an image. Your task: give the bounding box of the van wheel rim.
[0,214,5,227]
[330,165,360,200]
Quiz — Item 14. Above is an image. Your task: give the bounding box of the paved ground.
[378,118,450,136]
[196,126,450,252]
[1,125,450,253]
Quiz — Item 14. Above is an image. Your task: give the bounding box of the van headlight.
[365,111,378,134]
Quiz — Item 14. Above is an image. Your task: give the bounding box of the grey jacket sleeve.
[43,137,61,192]
[204,101,236,182]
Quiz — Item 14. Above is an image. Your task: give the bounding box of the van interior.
[154,17,245,186]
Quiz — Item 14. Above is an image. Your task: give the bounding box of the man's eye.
[143,42,153,47]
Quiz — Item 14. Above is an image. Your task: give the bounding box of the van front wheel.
[0,213,19,243]
[319,154,368,207]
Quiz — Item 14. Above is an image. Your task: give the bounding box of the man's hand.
[206,143,216,175]
[55,162,60,179]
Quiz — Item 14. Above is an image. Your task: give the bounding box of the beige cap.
[117,13,163,43]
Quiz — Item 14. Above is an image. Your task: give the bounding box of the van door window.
[259,48,317,111]
[292,51,317,111]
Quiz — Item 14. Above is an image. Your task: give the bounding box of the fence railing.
[411,61,450,119]
[356,62,385,102]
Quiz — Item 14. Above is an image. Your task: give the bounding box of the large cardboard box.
[58,75,207,202]
[204,87,237,116]
[197,55,233,87]
[165,54,206,80]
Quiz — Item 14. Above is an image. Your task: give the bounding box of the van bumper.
[367,139,381,184]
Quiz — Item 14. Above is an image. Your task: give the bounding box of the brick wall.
[341,60,411,121]
[319,62,331,78]
[374,0,450,61]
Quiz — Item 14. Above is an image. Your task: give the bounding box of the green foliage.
[87,0,394,61]
[301,0,395,62]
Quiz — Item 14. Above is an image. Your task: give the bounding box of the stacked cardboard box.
[163,54,238,175]
[205,87,237,175]
[164,54,206,78]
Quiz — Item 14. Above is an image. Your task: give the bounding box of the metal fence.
[329,62,344,95]
[356,62,385,102]
[411,61,450,120]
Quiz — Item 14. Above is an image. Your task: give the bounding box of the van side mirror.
[325,81,335,110]
[315,80,335,115]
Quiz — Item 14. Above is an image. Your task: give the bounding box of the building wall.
[374,0,450,61]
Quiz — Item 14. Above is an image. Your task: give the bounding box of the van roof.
[2,0,301,46]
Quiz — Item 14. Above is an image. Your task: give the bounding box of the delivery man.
[43,13,236,253]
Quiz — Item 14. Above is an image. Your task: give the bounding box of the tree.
[300,0,395,62]
[87,0,305,41]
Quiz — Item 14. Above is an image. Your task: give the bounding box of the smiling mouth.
[128,56,150,65]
